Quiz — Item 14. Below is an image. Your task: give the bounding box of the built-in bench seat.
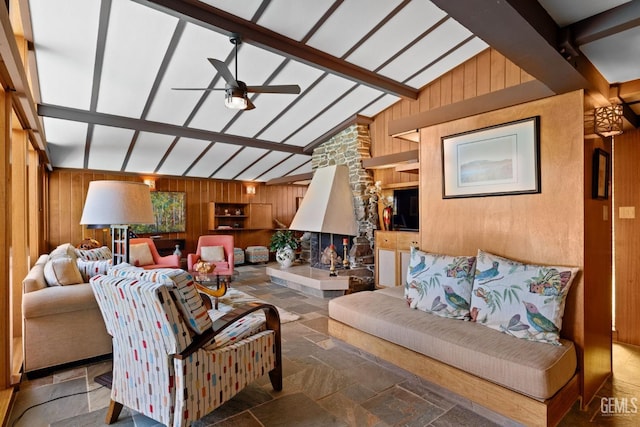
[328,286,580,427]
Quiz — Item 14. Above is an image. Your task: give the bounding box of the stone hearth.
[266,265,349,298]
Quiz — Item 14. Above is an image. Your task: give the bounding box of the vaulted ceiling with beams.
[24,0,640,182]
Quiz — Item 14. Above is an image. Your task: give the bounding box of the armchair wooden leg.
[105,400,124,424]
[269,364,283,391]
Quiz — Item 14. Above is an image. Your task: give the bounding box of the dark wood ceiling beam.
[266,172,313,186]
[429,0,605,98]
[570,1,640,46]
[37,104,305,155]
[136,0,418,99]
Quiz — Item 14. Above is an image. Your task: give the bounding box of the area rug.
[210,288,300,324]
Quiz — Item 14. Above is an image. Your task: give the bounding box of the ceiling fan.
[173,34,301,110]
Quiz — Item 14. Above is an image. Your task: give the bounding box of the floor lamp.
[80,181,155,264]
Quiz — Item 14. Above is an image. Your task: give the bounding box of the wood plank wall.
[47,169,306,255]
[613,128,640,346]
[369,48,534,186]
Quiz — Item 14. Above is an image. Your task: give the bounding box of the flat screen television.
[392,188,419,231]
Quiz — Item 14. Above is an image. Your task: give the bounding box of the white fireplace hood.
[289,165,358,236]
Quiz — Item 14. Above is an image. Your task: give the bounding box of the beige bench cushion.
[328,288,576,400]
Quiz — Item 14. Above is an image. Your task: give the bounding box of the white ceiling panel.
[307,0,402,58]
[581,27,640,84]
[156,137,212,176]
[234,151,293,181]
[289,160,313,175]
[346,1,447,70]
[379,18,473,83]
[225,61,325,137]
[125,132,177,174]
[212,147,269,180]
[188,142,241,177]
[259,74,355,141]
[198,0,263,21]
[97,1,178,117]
[286,85,383,147]
[358,94,400,117]
[146,24,231,125]
[257,154,311,182]
[257,0,334,42]
[43,117,88,169]
[29,0,100,109]
[406,37,488,89]
[87,125,135,171]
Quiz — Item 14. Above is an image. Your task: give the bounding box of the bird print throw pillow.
[470,250,579,345]
[404,247,476,320]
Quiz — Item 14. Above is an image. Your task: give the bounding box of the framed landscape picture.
[441,116,541,199]
[131,191,186,234]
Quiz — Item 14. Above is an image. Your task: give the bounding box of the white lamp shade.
[289,165,358,236]
[80,180,155,225]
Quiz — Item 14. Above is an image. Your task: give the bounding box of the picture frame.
[592,148,610,200]
[442,116,541,198]
[131,191,186,234]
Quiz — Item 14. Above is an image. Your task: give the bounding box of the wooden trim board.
[328,319,580,427]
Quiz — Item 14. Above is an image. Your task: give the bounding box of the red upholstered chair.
[129,238,180,270]
[187,235,234,275]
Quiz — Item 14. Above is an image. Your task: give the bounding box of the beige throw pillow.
[200,245,225,262]
[130,243,154,267]
[44,257,84,286]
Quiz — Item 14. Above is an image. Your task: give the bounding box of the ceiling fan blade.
[208,58,238,87]
[171,87,226,91]
[245,98,256,110]
[246,84,301,94]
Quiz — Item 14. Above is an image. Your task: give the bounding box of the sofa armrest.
[187,253,200,271]
[23,254,50,294]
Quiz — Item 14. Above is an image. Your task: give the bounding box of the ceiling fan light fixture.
[225,87,247,110]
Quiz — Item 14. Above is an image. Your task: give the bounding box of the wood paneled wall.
[47,170,306,255]
[370,48,534,186]
[613,128,640,346]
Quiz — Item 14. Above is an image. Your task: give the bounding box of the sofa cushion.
[50,243,77,260]
[201,246,225,262]
[22,282,99,318]
[329,288,577,400]
[470,250,578,345]
[77,258,113,281]
[75,246,112,261]
[108,265,212,334]
[129,243,154,267]
[44,257,84,286]
[404,247,476,320]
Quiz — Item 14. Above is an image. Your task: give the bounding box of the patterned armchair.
[90,267,282,427]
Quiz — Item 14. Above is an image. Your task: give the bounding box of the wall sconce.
[143,178,156,191]
[594,105,623,137]
[246,185,256,195]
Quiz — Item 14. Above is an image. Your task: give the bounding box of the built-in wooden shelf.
[362,150,418,170]
[395,162,419,174]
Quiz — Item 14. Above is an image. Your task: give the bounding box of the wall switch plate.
[619,206,636,219]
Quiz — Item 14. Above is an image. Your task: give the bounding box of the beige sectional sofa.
[22,249,113,375]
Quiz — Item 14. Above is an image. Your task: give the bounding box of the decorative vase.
[173,244,182,257]
[276,245,295,268]
[383,206,392,230]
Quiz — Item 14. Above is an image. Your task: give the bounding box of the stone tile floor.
[8,264,640,426]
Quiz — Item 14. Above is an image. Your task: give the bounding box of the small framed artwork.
[441,116,541,198]
[592,148,610,200]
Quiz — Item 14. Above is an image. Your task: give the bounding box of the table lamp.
[80,180,155,264]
